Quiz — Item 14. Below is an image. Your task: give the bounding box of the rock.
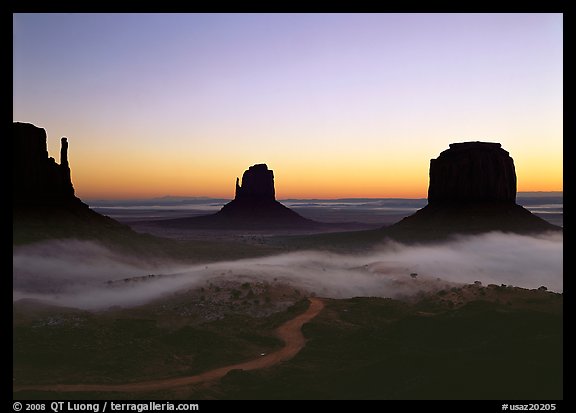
[13,122,80,207]
[235,164,275,201]
[216,164,313,226]
[158,164,319,230]
[382,141,560,240]
[428,142,517,205]
[13,122,131,244]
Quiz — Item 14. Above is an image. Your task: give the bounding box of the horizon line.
[84,191,563,203]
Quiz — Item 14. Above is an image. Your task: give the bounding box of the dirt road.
[14,297,325,393]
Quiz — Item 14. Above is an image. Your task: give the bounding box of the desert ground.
[13,200,563,399]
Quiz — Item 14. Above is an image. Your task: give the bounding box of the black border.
[10,4,568,407]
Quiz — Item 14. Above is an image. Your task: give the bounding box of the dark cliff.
[428,142,517,205]
[13,122,79,207]
[235,164,275,201]
[13,122,129,244]
[385,141,560,240]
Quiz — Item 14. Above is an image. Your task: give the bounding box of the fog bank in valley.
[13,231,562,309]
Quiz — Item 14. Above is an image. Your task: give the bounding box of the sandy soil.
[13,298,325,393]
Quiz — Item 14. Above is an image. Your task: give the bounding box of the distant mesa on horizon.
[157,163,320,230]
[383,140,560,239]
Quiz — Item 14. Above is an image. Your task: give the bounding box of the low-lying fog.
[13,231,562,310]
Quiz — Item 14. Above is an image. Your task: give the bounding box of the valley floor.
[13,282,562,400]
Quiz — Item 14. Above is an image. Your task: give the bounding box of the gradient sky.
[13,13,563,199]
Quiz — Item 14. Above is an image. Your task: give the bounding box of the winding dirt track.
[14,298,324,393]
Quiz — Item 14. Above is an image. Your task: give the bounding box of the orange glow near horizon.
[55,114,562,201]
[67,142,434,200]
[71,148,562,200]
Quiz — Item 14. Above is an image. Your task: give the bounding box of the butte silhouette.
[383,141,560,240]
[13,122,130,243]
[159,164,320,230]
[290,141,561,249]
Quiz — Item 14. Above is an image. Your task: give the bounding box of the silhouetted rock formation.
[287,141,561,250]
[158,164,319,230]
[13,123,80,208]
[235,164,275,201]
[428,142,517,205]
[13,122,129,243]
[385,141,560,240]
[217,164,307,222]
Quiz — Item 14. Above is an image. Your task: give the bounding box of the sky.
[13,13,563,200]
